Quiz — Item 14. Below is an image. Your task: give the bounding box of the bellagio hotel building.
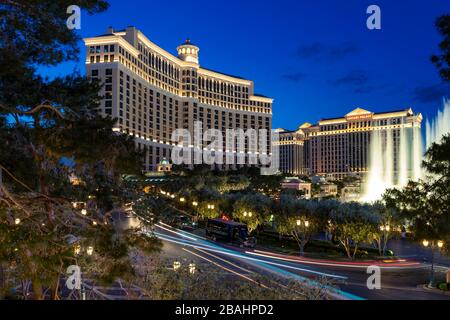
[277,107,422,179]
[84,27,273,171]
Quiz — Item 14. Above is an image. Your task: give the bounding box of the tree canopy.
[0,0,161,300]
[384,134,450,253]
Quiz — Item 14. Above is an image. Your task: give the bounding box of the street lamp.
[171,194,175,199]
[296,219,309,227]
[379,224,391,256]
[180,197,185,203]
[244,211,248,217]
[173,261,181,271]
[81,209,87,216]
[189,263,196,274]
[248,212,253,218]
[192,201,198,207]
[14,218,21,225]
[86,246,94,256]
[422,239,444,288]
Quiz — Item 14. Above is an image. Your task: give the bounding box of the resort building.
[277,107,423,180]
[280,177,312,199]
[84,26,273,171]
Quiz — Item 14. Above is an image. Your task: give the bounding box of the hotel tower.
[277,107,423,181]
[84,27,273,171]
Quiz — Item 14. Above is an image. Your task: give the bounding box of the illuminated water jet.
[425,98,450,149]
[362,99,449,202]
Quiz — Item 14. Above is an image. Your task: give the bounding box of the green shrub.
[438,283,449,291]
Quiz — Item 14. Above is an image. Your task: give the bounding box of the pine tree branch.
[0,102,65,119]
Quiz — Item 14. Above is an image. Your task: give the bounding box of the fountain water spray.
[425,98,450,149]
[362,99,449,202]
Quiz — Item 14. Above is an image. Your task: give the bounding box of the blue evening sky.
[38,0,450,130]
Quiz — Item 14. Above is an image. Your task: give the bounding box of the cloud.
[328,71,385,94]
[331,71,368,86]
[413,83,450,103]
[295,42,359,63]
[281,72,307,82]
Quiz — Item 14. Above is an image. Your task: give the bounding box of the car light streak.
[181,248,267,288]
[155,223,198,241]
[155,232,363,300]
[194,247,255,274]
[154,232,348,279]
[248,250,422,269]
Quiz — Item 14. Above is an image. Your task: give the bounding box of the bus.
[206,218,256,248]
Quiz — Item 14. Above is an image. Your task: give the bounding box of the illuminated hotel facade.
[277,108,423,180]
[84,27,273,171]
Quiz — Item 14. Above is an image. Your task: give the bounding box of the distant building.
[156,158,172,172]
[281,177,312,199]
[276,107,422,180]
[318,183,338,198]
[340,184,361,202]
[276,125,309,176]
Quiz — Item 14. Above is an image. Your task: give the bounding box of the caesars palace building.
[84,27,273,171]
[277,107,423,179]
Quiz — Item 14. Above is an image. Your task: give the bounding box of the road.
[154,223,450,300]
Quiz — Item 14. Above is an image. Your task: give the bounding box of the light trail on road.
[194,247,256,274]
[247,250,423,270]
[155,231,348,279]
[156,222,199,241]
[153,224,367,300]
[181,248,268,288]
[154,223,449,300]
[154,230,366,300]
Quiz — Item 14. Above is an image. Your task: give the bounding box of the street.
[154,223,450,300]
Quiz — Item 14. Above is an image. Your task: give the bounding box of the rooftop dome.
[181,38,196,46]
[177,38,200,64]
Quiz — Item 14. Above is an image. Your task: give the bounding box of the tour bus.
[206,218,256,248]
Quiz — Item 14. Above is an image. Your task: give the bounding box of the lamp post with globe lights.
[379,224,391,256]
[422,239,445,288]
[72,244,95,300]
[294,218,310,256]
[243,211,253,218]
